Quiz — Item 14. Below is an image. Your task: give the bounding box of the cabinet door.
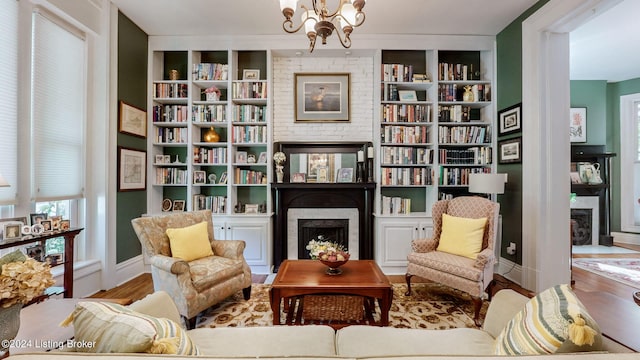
[377,219,420,269]
[226,219,268,266]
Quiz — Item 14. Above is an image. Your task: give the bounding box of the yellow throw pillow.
[436,213,487,259]
[166,221,213,261]
[61,301,200,355]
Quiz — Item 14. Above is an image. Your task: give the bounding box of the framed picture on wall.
[119,101,147,138]
[294,73,350,122]
[570,107,587,142]
[498,103,521,136]
[117,147,147,191]
[498,137,522,164]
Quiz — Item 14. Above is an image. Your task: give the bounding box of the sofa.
[8,286,638,360]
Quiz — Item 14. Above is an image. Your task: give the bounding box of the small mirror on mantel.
[289,153,357,183]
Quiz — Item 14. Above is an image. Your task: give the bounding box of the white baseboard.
[612,231,640,246]
[495,257,522,286]
[115,255,146,287]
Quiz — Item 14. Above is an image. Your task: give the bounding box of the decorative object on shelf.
[462,85,474,102]
[162,198,173,212]
[336,168,354,183]
[168,69,179,80]
[219,172,228,184]
[498,103,521,136]
[273,152,286,183]
[244,204,259,214]
[236,151,247,164]
[2,223,22,241]
[242,69,260,80]
[292,172,306,183]
[30,224,44,236]
[118,101,147,138]
[0,217,27,243]
[570,107,587,143]
[279,0,366,52]
[59,220,70,231]
[367,145,374,182]
[193,170,206,184]
[498,137,522,164]
[21,225,31,236]
[398,90,418,102]
[203,127,220,143]
[117,147,147,191]
[172,200,185,212]
[247,154,256,163]
[204,86,220,101]
[306,236,350,275]
[208,173,217,184]
[0,250,55,355]
[295,73,350,122]
[29,213,46,226]
[40,219,53,233]
[578,162,603,185]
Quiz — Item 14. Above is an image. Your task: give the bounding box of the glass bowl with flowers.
[306,235,350,275]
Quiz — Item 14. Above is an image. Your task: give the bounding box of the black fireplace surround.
[272,142,375,271]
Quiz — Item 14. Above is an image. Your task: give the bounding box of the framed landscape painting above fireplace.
[294,73,350,122]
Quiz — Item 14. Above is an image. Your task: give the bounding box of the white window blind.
[31,10,86,201]
[0,0,19,204]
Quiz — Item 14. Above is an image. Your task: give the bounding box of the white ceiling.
[111,0,640,83]
[570,0,640,82]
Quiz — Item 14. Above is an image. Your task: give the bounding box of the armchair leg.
[472,296,483,327]
[242,285,252,300]
[185,316,197,330]
[405,273,414,296]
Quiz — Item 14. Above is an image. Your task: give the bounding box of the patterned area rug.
[196,282,488,329]
[573,258,640,289]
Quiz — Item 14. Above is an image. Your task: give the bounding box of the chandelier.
[279,0,366,52]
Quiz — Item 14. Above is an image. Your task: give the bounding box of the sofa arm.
[474,248,495,269]
[411,237,437,253]
[482,289,530,338]
[149,254,189,275]
[212,239,246,260]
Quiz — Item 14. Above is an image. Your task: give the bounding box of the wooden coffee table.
[270,260,392,328]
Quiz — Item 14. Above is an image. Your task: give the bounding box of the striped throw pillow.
[494,284,602,355]
[63,301,200,355]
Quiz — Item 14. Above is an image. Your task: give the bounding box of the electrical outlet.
[507,242,517,255]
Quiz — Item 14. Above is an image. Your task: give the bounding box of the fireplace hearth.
[298,219,349,259]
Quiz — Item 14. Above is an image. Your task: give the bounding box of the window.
[0,0,19,205]
[620,93,640,232]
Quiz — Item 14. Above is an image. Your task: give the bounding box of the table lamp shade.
[0,173,9,188]
[468,173,507,195]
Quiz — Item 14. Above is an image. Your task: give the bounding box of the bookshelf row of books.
[381,104,432,123]
[380,125,430,145]
[154,82,188,99]
[438,147,492,165]
[154,127,187,144]
[153,105,189,123]
[381,146,433,165]
[438,105,473,122]
[381,63,415,82]
[193,146,227,164]
[438,166,490,186]
[231,81,267,99]
[192,63,228,81]
[380,167,433,186]
[381,196,412,215]
[437,83,490,102]
[233,169,265,185]
[192,194,226,213]
[192,105,226,123]
[438,62,480,81]
[231,125,267,144]
[155,167,187,185]
[438,125,490,144]
[232,105,266,123]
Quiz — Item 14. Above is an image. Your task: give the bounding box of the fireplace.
[289,208,359,260]
[298,219,349,259]
[570,196,599,246]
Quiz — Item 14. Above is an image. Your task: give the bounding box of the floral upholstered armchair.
[131,210,252,328]
[405,196,499,326]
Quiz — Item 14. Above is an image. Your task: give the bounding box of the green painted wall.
[570,80,607,145]
[495,0,550,264]
[116,12,148,263]
[606,78,640,232]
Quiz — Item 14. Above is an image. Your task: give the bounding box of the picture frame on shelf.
[21,224,32,236]
[307,153,329,182]
[45,253,63,266]
[172,200,185,212]
[570,172,582,184]
[117,147,147,191]
[40,219,53,233]
[26,243,45,262]
[570,107,587,143]
[258,152,267,164]
[3,223,22,241]
[398,90,418,102]
[316,166,329,183]
[155,155,166,164]
[242,69,260,80]
[244,204,259,214]
[498,103,521,136]
[163,155,171,164]
[294,73,350,122]
[162,198,173,212]
[337,168,354,183]
[0,217,27,241]
[235,151,247,164]
[218,172,228,184]
[50,216,62,230]
[29,213,46,225]
[193,170,206,184]
[498,137,522,164]
[291,173,306,183]
[59,220,70,231]
[31,223,44,236]
[118,101,147,138]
